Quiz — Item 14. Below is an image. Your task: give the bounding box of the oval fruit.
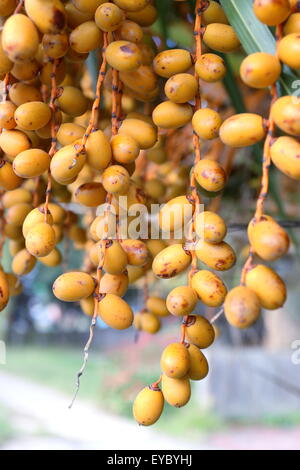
[224,286,261,329]
[53,272,95,302]
[133,386,164,426]
[98,294,133,329]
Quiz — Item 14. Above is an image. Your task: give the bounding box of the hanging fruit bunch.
[0,0,299,426]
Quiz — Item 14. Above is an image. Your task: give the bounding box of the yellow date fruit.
[220,113,266,147]
[98,294,133,329]
[166,286,198,316]
[161,374,191,408]
[224,286,261,329]
[191,270,227,307]
[53,271,95,302]
[187,344,209,381]
[270,136,300,179]
[160,343,190,379]
[185,315,215,349]
[245,264,286,310]
[133,385,164,426]
[2,14,39,63]
[152,244,191,278]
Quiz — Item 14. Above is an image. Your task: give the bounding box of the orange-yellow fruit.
[58,86,88,117]
[111,134,140,164]
[133,385,164,426]
[253,0,291,25]
[194,159,226,192]
[98,294,133,329]
[24,0,67,34]
[245,264,286,310]
[139,312,161,333]
[220,113,266,147]
[224,286,261,329]
[2,188,32,209]
[113,0,150,11]
[86,130,112,169]
[192,108,222,140]
[146,296,169,317]
[203,23,240,53]
[191,270,227,307]
[251,220,290,261]
[161,374,191,408]
[14,102,51,131]
[271,96,300,136]
[42,32,69,58]
[0,161,22,190]
[71,0,105,14]
[185,315,215,349]
[117,19,143,43]
[105,40,142,72]
[22,207,53,237]
[25,222,56,257]
[284,12,300,34]
[12,249,37,276]
[152,244,191,278]
[165,73,198,104]
[80,295,94,316]
[50,143,86,185]
[119,118,157,149]
[95,3,124,31]
[9,83,42,107]
[53,271,95,302]
[240,52,281,88]
[126,3,157,26]
[166,286,198,316]
[0,0,16,17]
[0,130,31,157]
[196,240,236,271]
[103,241,128,274]
[102,165,130,195]
[195,53,226,82]
[278,33,300,69]
[13,149,50,178]
[2,14,39,62]
[39,248,62,267]
[270,136,300,179]
[160,343,190,379]
[6,202,32,226]
[74,182,106,207]
[159,195,193,233]
[153,49,192,78]
[0,270,9,311]
[0,101,17,130]
[195,211,227,243]
[0,31,13,76]
[57,123,85,146]
[187,344,209,381]
[121,239,149,266]
[152,101,193,129]
[70,21,103,53]
[99,272,129,297]
[203,1,228,24]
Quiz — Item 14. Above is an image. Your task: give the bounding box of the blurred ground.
[0,345,300,450]
[1,371,300,450]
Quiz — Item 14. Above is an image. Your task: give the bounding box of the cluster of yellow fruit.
[0,0,298,427]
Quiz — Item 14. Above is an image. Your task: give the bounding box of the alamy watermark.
[291,340,300,365]
[95,199,205,249]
